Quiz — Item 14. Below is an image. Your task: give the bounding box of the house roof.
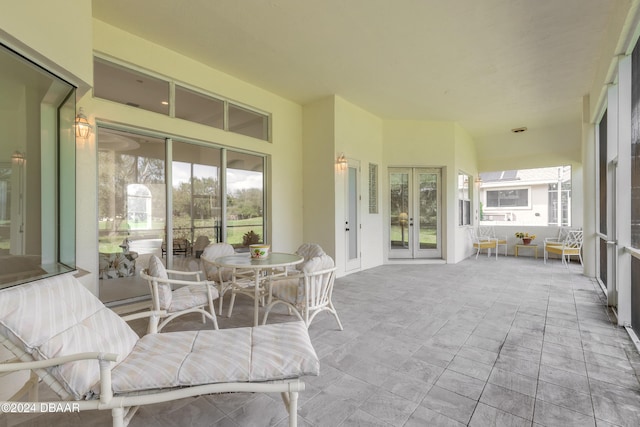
[92,0,629,154]
[480,166,571,184]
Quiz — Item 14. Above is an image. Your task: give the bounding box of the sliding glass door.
[98,129,166,302]
[225,151,265,246]
[172,141,222,255]
[98,127,267,304]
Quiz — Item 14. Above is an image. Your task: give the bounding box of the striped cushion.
[272,254,335,305]
[294,243,325,271]
[147,255,172,309]
[169,284,219,312]
[109,321,319,394]
[201,243,235,282]
[271,276,302,304]
[0,274,139,399]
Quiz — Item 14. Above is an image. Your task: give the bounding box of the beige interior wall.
[0,0,93,91]
[382,120,457,262]
[334,96,384,274]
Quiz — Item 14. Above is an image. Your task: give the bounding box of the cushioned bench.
[0,273,319,427]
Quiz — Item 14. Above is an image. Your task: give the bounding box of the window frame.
[457,171,472,226]
[93,55,272,142]
[485,187,530,209]
[0,43,77,289]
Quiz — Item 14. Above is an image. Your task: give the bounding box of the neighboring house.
[479,167,572,227]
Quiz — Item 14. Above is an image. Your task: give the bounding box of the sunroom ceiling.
[92,0,624,145]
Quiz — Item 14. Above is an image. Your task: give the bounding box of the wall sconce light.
[474,176,483,185]
[336,153,348,171]
[11,151,25,165]
[75,107,92,139]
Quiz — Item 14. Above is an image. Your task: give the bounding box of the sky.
[172,162,263,193]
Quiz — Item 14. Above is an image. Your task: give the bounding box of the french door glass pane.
[226,151,265,248]
[418,173,437,249]
[348,166,358,259]
[390,172,409,249]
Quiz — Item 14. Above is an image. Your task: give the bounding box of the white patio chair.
[468,228,498,259]
[200,242,237,315]
[140,255,219,332]
[480,225,507,256]
[0,273,319,427]
[192,235,211,258]
[543,227,580,254]
[270,243,326,278]
[544,229,583,267]
[262,254,343,330]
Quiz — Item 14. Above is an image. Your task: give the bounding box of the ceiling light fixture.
[511,127,527,133]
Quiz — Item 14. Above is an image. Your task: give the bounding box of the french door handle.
[606,240,617,246]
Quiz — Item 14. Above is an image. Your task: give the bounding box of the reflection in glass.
[226,151,265,248]
[94,58,169,115]
[348,166,358,260]
[98,128,166,301]
[0,44,75,288]
[228,103,269,141]
[418,173,438,250]
[175,85,224,129]
[172,142,222,251]
[390,172,409,249]
[458,173,471,226]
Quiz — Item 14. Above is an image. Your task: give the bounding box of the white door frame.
[388,167,442,259]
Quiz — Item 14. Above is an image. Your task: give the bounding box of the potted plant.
[515,232,536,245]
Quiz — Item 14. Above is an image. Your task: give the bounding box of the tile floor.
[4,256,640,426]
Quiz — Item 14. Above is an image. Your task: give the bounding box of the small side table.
[514,244,538,259]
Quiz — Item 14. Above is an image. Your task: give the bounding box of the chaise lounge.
[0,273,319,427]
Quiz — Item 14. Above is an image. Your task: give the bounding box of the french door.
[389,168,442,259]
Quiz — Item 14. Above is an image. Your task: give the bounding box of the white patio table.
[215,252,304,326]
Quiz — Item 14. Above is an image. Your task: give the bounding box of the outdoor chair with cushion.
[468,228,498,259]
[200,242,239,315]
[0,273,319,427]
[262,254,343,330]
[192,235,211,258]
[140,255,219,332]
[544,229,584,267]
[543,227,580,253]
[479,226,507,256]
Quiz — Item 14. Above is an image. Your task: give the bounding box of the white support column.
[582,95,597,278]
[617,54,632,327]
[607,83,619,307]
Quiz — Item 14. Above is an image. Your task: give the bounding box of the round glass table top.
[215,252,303,268]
